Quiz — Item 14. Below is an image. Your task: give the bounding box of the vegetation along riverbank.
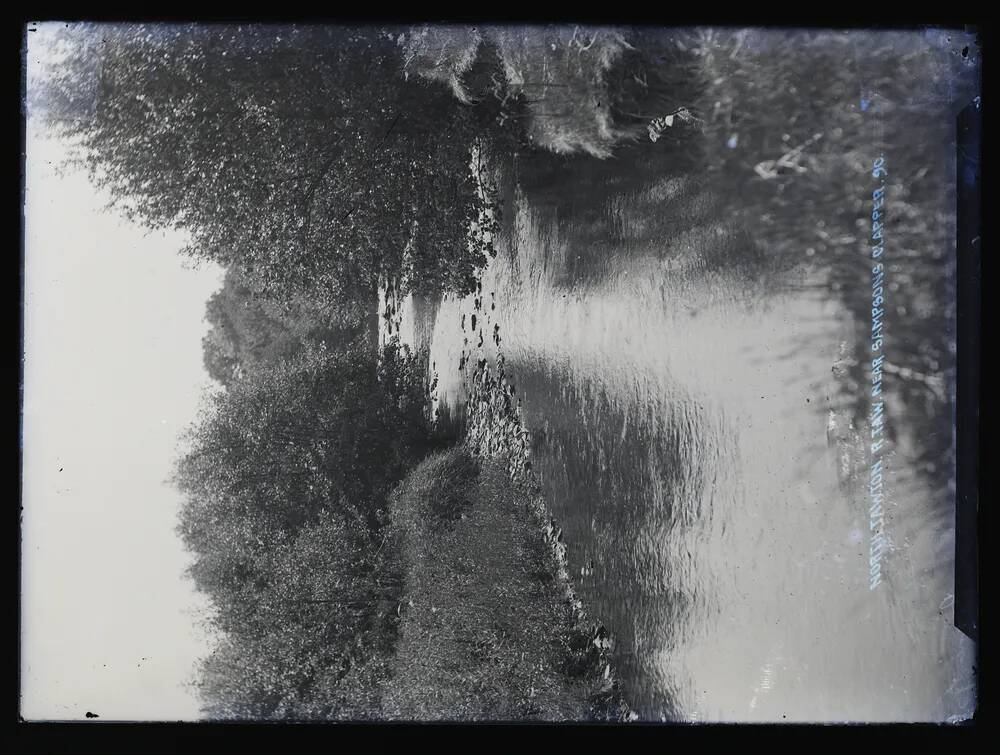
[30,23,976,720]
[384,447,631,720]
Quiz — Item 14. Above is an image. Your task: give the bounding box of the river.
[380,44,975,719]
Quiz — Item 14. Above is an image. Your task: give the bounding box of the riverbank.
[374,138,635,720]
[382,447,631,721]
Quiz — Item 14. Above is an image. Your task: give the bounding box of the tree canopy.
[175,340,429,717]
[201,266,372,387]
[34,23,498,299]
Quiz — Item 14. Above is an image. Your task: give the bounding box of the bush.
[391,447,480,532]
[177,340,430,718]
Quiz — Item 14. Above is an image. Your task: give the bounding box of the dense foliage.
[175,341,429,718]
[201,267,372,387]
[34,23,501,299]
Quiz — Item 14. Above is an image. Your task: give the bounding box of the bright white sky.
[22,30,225,719]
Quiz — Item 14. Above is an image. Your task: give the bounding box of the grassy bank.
[381,447,630,721]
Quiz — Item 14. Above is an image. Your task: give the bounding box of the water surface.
[390,120,974,724]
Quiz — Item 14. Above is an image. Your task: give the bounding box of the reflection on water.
[397,138,974,721]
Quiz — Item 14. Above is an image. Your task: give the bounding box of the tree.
[34,23,496,299]
[201,266,371,387]
[176,339,428,717]
[175,339,428,618]
[196,510,400,720]
[177,340,429,547]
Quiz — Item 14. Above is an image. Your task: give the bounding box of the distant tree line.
[200,267,374,388]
